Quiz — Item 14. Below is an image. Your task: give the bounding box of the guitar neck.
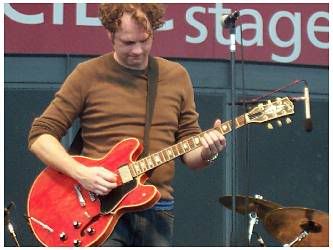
[128,114,248,177]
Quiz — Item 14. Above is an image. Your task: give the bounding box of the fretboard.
[127,114,247,177]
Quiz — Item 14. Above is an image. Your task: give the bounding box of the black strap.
[68,127,83,155]
[68,57,159,156]
[142,56,159,157]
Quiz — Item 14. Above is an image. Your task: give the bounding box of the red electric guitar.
[27,97,294,247]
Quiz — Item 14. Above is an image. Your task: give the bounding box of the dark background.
[4,55,328,246]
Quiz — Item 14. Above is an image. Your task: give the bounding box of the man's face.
[111,13,153,70]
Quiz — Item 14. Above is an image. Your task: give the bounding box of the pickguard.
[99,179,138,214]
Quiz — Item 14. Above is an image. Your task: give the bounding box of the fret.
[176,143,185,155]
[187,139,194,149]
[128,164,136,177]
[161,150,169,161]
[139,160,147,171]
[153,153,162,165]
[132,162,142,175]
[182,141,190,152]
[221,122,231,134]
[215,126,224,135]
[161,149,172,162]
[172,145,179,156]
[146,157,155,169]
[192,136,201,147]
[236,115,246,128]
[166,147,175,159]
[234,117,240,127]
[159,152,166,163]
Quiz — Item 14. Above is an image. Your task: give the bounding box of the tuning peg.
[267,123,273,130]
[276,120,282,127]
[285,117,292,124]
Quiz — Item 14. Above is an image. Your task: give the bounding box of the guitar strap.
[68,127,83,155]
[68,57,159,156]
[141,56,159,157]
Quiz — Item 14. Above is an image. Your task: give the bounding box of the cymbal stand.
[248,211,259,243]
[253,231,266,247]
[4,202,21,247]
[248,194,262,244]
[7,221,20,247]
[283,231,309,247]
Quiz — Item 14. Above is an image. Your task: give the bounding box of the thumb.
[213,119,222,128]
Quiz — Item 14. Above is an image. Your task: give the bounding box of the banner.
[4,3,328,66]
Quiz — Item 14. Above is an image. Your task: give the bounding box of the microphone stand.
[224,14,238,247]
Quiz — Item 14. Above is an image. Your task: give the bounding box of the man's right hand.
[75,165,118,196]
[30,134,119,196]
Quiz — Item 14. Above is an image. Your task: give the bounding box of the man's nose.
[132,43,143,55]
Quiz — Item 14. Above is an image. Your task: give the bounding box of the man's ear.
[107,31,114,44]
[107,31,112,40]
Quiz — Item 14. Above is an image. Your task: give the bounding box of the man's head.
[99,4,165,70]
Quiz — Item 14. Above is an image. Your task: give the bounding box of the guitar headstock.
[246,97,294,124]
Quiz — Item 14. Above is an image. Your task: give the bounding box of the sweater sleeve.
[27,65,86,149]
[175,65,202,142]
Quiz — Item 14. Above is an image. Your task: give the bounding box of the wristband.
[202,152,219,164]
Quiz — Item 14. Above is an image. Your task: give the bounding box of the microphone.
[304,83,313,132]
[221,10,240,28]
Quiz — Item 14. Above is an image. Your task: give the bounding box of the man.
[28,3,226,246]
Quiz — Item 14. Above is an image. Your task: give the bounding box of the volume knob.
[86,227,95,235]
[73,239,81,247]
[73,221,81,229]
[59,232,67,241]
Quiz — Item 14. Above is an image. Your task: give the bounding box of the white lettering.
[185,6,208,44]
[76,3,101,26]
[53,3,64,25]
[4,3,328,65]
[236,9,263,46]
[269,11,301,63]
[208,3,231,45]
[4,3,44,24]
[307,11,328,49]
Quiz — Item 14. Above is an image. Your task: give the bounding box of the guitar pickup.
[74,184,86,207]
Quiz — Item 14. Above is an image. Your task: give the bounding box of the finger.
[221,136,227,148]
[100,168,118,182]
[204,133,218,154]
[97,177,117,190]
[94,184,110,196]
[208,131,224,152]
[210,131,226,151]
[200,135,209,150]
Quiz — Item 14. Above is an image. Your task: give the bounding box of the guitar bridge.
[74,184,86,207]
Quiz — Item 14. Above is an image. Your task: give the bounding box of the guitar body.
[27,138,161,247]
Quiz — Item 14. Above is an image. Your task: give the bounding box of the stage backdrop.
[5,3,328,65]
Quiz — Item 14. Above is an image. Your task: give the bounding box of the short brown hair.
[99,3,165,34]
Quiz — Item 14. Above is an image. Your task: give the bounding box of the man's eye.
[125,42,134,45]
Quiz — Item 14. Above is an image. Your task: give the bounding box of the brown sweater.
[28,52,202,200]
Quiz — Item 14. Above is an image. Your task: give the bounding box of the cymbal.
[219,195,282,219]
[264,207,328,247]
